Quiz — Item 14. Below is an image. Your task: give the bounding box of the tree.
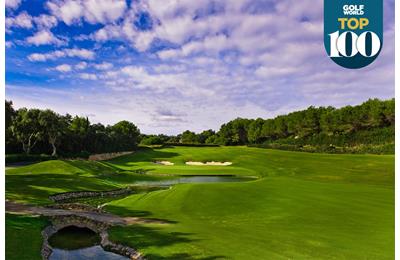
[260,119,276,141]
[273,116,288,138]
[86,123,109,153]
[5,100,16,130]
[218,118,252,145]
[205,134,218,144]
[198,129,215,144]
[382,99,395,126]
[180,130,199,144]
[39,110,67,156]
[248,118,264,143]
[69,116,90,152]
[141,135,164,145]
[111,120,141,151]
[12,108,43,154]
[5,101,19,153]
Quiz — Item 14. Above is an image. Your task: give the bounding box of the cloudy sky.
[5,0,395,135]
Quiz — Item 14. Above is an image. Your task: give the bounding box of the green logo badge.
[324,0,383,69]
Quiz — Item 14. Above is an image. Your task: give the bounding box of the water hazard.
[48,226,128,260]
[135,175,256,186]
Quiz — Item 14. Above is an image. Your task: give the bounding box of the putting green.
[5,146,394,259]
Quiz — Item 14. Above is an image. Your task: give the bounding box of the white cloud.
[133,31,155,52]
[79,73,98,80]
[33,14,58,29]
[28,48,95,61]
[105,65,218,97]
[47,0,127,25]
[27,53,49,62]
[75,61,88,70]
[26,30,64,46]
[6,0,396,135]
[47,0,83,25]
[6,12,33,30]
[5,0,21,9]
[157,49,181,60]
[83,0,127,23]
[93,28,109,41]
[255,66,298,78]
[94,62,113,70]
[121,66,146,78]
[27,51,66,62]
[67,48,95,59]
[54,64,72,72]
[5,41,14,48]
[157,34,232,60]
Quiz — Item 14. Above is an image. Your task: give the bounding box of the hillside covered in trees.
[143,98,395,154]
[5,98,395,158]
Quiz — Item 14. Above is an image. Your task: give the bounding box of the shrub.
[5,154,56,164]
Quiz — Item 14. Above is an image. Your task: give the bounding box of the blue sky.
[5,0,395,135]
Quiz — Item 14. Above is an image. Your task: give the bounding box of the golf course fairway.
[6,146,394,259]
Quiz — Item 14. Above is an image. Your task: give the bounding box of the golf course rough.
[6,146,394,259]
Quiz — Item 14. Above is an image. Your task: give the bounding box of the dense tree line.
[169,98,395,149]
[6,101,141,156]
[6,98,395,156]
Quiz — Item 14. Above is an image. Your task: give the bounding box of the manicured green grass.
[6,214,49,260]
[107,147,394,259]
[5,146,394,259]
[109,178,394,259]
[108,146,394,186]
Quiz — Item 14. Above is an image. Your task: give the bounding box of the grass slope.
[106,147,394,259]
[6,158,171,204]
[5,146,394,259]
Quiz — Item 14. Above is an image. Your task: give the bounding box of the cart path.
[6,201,167,225]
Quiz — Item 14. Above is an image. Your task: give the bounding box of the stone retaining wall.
[49,188,133,203]
[88,151,133,161]
[101,231,144,259]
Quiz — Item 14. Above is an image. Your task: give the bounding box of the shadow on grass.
[6,173,117,203]
[106,205,225,259]
[105,205,153,218]
[62,160,173,185]
[109,224,225,260]
[6,214,50,260]
[6,168,174,204]
[105,205,176,224]
[110,225,193,248]
[65,160,119,174]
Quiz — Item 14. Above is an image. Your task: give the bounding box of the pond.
[49,226,128,260]
[134,175,256,186]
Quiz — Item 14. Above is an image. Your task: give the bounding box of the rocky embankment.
[48,187,133,203]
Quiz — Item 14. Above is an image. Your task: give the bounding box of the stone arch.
[41,215,143,260]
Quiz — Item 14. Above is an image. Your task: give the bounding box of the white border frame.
[0,1,398,259]
[395,0,399,258]
[1,1,6,260]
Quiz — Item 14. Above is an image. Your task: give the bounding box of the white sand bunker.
[185,161,232,166]
[154,161,175,166]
